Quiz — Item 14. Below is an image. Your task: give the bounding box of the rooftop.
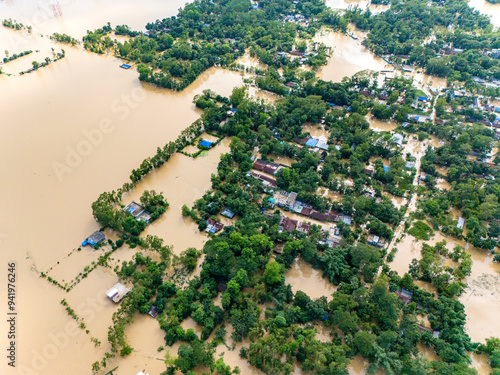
[391,133,404,146]
[221,207,235,219]
[206,218,224,233]
[148,306,159,318]
[199,139,213,148]
[85,231,105,247]
[106,282,130,303]
[394,288,413,305]
[124,201,145,218]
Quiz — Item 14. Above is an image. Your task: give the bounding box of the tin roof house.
[106,282,130,303]
[82,231,105,248]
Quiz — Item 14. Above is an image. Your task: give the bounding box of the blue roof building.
[305,138,319,147]
[200,140,213,148]
[120,64,131,69]
[83,231,105,248]
[221,207,235,219]
[383,165,391,173]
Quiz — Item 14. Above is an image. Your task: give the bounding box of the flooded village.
[1,0,500,375]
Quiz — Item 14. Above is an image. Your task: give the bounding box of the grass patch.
[408,220,434,240]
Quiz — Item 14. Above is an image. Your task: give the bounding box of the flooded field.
[0,1,498,374]
[302,123,330,141]
[469,0,500,27]
[390,229,500,343]
[368,117,398,132]
[0,8,243,373]
[119,140,232,256]
[315,30,388,83]
[285,258,337,300]
[236,52,267,71]
[0,0,190,37]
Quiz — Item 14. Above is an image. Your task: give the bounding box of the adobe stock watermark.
[51,87,146,182]
[13,289,109,375]
[4,0,73,51]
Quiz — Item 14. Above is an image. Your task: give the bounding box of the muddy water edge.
[0,11,246,374]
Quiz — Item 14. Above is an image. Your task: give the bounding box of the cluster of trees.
[82,23,113,53]
[81,0,348,90]
[92,190,168,236]
[3,50,32,63]
[2,18,29,31]
[347,0,500,83]
[409,240,472,297]
[417,119,500,250]
[87,81,500,374]
[51,32,79,45]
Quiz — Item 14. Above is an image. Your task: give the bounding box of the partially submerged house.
[82,231,105,248]
[328,226,342,246]
[367,234,385,248]
[394,288,413,305]
[148,306,159,318]
[124,201,151,223]
[297,222,311,234]
[206,218,224,234]
[340,214,352,225]
[405,161,416,169]
[457,217,465,229]
[316,140,329,151]
[305,138,319,148]
[252,159,282,175]
[199,139,213,148]
[251,171,277,188]
[221,207,235,219]
[106,282,130,303]
[310,210,328,222]
[391,133,404,147]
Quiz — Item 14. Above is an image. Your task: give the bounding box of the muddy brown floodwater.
[0,3,245,370]
[315,30,388,83]
[0,1,497,374]
[368,116,398,132]
[468,0,500,28]
[285,258,337,300]
[0,0,191,37]
[118,140,232,257]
